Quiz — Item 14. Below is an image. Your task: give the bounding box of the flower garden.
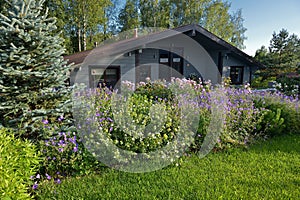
[1,78,299,199]
[0,1,299,198]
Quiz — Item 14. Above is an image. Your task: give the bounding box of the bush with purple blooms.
[73,78,298,158]
[252,90,300,136]
[73,79,199,167]
[32,116,101,190]
[27,78,299,194]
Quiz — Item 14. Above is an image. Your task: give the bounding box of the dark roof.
[64,24,264,68]
[64,49,92,65]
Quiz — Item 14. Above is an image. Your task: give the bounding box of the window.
[159,49,183,81]
[230,66,244,85]
[89,66,120,88]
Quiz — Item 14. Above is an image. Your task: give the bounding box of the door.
[159,49,183,81]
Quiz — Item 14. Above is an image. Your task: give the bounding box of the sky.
[229,0,300,56]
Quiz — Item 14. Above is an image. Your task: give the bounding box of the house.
[64,24,263,88]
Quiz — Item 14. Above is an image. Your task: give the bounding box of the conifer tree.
[118,0,140,31]
[0,0,72,137]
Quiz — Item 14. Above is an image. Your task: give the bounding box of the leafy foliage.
[0,0,72,137]
[37,118,101,183]
[136,0,247,49]
[13,0,247,53]
[118,0,140,31]
[73,79,299,158]
[255,29,300,79]
[253,91,300,136]
[134,81,174,101]
[0,128,41,199]
[275,72,300,96]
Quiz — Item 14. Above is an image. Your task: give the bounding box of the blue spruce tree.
[0,0,72,138]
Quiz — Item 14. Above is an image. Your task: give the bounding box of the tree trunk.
[83,14,87,51]
[78,22,81,52]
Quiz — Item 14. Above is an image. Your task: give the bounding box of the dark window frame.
[89,65,120,88]
[230,66,244,85]
[158,49,184,81]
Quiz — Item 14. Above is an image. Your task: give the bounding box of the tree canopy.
[0,0,247,54]
[254,29,300,79]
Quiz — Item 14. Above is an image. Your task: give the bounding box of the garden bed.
[36,134,300,199]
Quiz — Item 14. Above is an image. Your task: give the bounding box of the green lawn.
[37,134,300,200]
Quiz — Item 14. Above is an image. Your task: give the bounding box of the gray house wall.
[70,32,255,87]
[139,48,160,80]
[147,35,220,84]
[223,55,251,84]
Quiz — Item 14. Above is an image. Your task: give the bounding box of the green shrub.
[253,92,300,136]
[0,128,41,199]
[276,74,300,96]
[134,81,174,101]
[73,80,199,170]
[109,92,179,153]
[251,76,276,89]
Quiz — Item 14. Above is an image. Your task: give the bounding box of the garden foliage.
[33,117,101,189]
[72,78,299,165]
[0,0,72,137]
[275,73,300,96]
[0,128,41,199]
[253,90,300,135]
[5,78,298,194]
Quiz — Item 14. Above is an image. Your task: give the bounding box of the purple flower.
[53,157,56,160]
[42,119,49,125]
[55,178,61,184]
[58,140,65,146]
[69,136,77,144]
[58,115,64,122]
[32,182,38,190]
[46,173,51,180]
[30,175,34,180]
[58,148,64,152]
[73,146,78,152]
[36,174,40,179]
[109,127,113,132]
[107,117,113,122]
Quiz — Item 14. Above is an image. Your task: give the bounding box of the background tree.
[130,0,247,49]
[140,0,171,28]
[255,29,300,79]
[0,0,72,138]
[118,0,140,31]
[104,0,123,37]
[43,0,74,53]
[203,0,246,49]
[26,0,247,54]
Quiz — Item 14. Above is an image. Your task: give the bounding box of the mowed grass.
[37,134,300,200]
